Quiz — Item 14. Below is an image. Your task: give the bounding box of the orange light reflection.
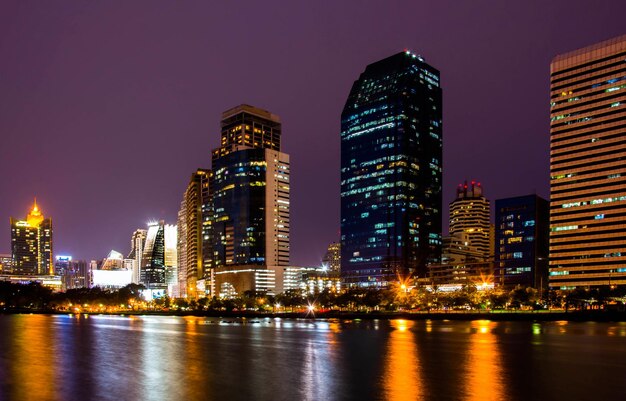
[464,320,504,401]
[384,319,423,401]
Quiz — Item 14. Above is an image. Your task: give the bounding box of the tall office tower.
[179,169,211,299]
[322,242,341,272]
[449,181,491,260]
[340,51,442,286]
[10,200,53,275]
[141,221,166,289]
[212,104,281,161]
[176,203,188,297]
[163,223,178,297]
[128,229,147,284]
[495,195,549,290]
[549,35,626,289]
[212,105,290,296]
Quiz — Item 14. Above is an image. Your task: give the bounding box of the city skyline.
[1,2,625,265]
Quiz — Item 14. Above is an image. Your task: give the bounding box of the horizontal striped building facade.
[549,35,626,289]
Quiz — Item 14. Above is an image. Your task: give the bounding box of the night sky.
[1,1,625,265]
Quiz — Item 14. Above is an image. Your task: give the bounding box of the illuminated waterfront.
[1,315,625,401]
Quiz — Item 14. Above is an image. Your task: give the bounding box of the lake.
[0,314,624,400]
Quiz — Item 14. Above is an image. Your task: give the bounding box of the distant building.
[55,255,73,290]
[214,266,276,297]
[211,105,290,297]
[425,233,492,289]
[322,242,341,272]
[62,259,89,290]
[0,254,13,273]
[176,203,187,298]
[549,35,626,289]
[140,221,176,290]
[340,51,443,286]
[100,250,125,270]
[128,229,147,284]
[10,200,53,275]
[449,181,491,259]
[495,195,549,290]
[92,250,133,289]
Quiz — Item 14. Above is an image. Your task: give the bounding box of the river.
[0,315,624,400]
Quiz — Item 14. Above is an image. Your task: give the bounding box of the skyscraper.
[549,35,626,289]
[141,221,166,289]
[340,51,443,286]
[495,195,549,290]
[176,201,188,297]
[212,105,290,296]
[178,168,211,299]
[128,229,147,284]
[449,181,491,259]
[10,200,53,275]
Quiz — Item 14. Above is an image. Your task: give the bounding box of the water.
[0,315,625,401]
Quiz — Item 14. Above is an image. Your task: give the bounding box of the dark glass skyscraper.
[495,195,549,290]
[141,221,166,289]
[340,51,443,286]
[211,105,290,296]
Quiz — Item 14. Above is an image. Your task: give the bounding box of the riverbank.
[3,308,626,322]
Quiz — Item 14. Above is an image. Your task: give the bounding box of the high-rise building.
[212,105,290,296]
[178,169,211,299]
[141,221,166,289]
[340,51,443,286]
[176,202,188,298]
[495,195,549,290]
[163,223,178,297]
[10,200,53,275]
[549,35,626,289]
[128,229,147,284]
[212,104,281,161]
[449,181,491,259]
[322,242,341,272]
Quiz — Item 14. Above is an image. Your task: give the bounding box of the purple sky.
[1,1,625,265]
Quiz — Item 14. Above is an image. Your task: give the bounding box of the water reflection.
[10,315,58,401]
[384,319,423,400]
[464,320,504,401]
[1,316,626,401]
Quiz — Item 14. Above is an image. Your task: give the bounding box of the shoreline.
[2,308,625,322]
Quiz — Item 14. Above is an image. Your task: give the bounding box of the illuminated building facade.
[141,221,166,289]
[495,195,549,289]
[322,242,341,272]
[340,51,443,286]
[54,256,89,290]
[177,203,187,297]
[100,250,125,270]
[128,229,147,284]
[212,104,281,162]
[92,250,133,289]
[211,105,290,296]
[425,233,492,288]
[449,181,491,259]
[0,254,13,273]
[10,200,53,275]
[178,169,211,299]
[549,35,626,289]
